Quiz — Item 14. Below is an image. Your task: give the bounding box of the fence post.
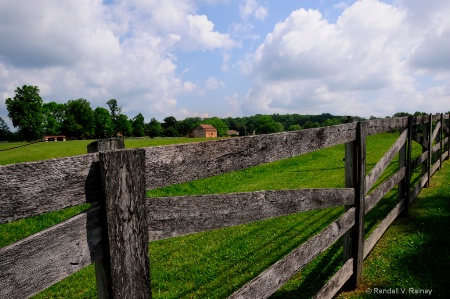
[87,139,152,298]
[345,121,366,289]
[427,114,432,187]
[439,113,443,170]
[403,116,413,216]
[398,122,407,211]
[343,118,356,264]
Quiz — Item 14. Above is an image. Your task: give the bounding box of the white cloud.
[205,77,225,89]
[239,0,268,20]
[0,0,235,122]
[242,0,450,117]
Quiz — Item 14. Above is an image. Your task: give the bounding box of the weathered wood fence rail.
[1,113,449,298]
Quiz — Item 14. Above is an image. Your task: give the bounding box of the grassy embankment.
[1,133,448,298]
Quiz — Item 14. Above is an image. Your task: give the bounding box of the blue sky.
[1,0,449,127]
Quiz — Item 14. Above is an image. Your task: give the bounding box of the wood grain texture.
[410,151,429,171]
[228,208,355,299]
[365,167,405,214]
[410,172,429,203]
[0,153,100,224]
[0,206,103,299]
[99,149,152,298]
[366,117,408,136]
[87,138,125,153]
[312,258,353,299]
[411,131,428,149]
[144,123,357,189]
[147,188,355,241]
[364,199,405,259]
[366,129,407,192]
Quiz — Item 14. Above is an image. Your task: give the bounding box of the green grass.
[0,137,227,165]
[1,132,447,298]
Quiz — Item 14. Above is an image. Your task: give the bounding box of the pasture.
[1,132,410,298]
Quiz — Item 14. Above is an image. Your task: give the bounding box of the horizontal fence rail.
[0,113,449,299]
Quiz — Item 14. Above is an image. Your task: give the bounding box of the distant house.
[42,135,66,142]
[191,124,217,138]
[227,130,240,136]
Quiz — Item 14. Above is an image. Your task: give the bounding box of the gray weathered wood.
[147,188,354,241]
[411,131,428,149]
[410,172,429,203]
[0,206,103,299]
[366,117,408,136]
[0,154,100,224]
[365,129,407,191]
[99,149,152,298]
[145,123,357,189]
[312,258,353,299]
[343,138,356,264]
[404,117,413,216]
[228,208,355,299]
[411,151,429,172]
[426,114,432,187]
[431,121,441,145]
[349,122,366,288]
[364,199,405,259]
[430,159,441,177]
[365,167,406,214]
[87,138,125,153]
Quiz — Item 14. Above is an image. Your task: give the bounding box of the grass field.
[1,133,448,298]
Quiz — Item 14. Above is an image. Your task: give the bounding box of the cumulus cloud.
[242,0,450,117]
[0,0,235,122]
[239,0,268,20]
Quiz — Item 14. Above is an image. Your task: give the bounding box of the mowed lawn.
[1,133,448,298]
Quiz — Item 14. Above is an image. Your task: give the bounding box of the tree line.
[0,85,427,142]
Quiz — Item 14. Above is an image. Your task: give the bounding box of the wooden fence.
[0,113,449,298]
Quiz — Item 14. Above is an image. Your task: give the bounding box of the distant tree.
[199,117,229,137]
[177,117,202,136]
[5,85,44,140]
[0,117,11,141]
[255,115,283,134]
[43,102,65,135]
[116,114,132,136]
[303,121,320,129]
[393,112,410,117]
[132,113,145,137]
[94,107,114,138]
[163,116,179,137]
[63,99,95,138]
[146,118,163,138]
[287,124,302,131]
[106,99,122,131]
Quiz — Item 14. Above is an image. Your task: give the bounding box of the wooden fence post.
[87,139,152,298]
[344,121,366,289]
[439,113,443,170]
[427,114,432,187]
[343,120,356,263]
[403,116,413,216]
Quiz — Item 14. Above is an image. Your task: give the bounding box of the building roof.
[197,124,217,131]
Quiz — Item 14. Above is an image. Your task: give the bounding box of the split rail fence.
[0,113,449,298]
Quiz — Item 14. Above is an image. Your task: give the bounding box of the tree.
[116,114,132,136]
[146,118,163,138]
[63,99,95,138]
[43,102,65,135]
[5,85,44,140]
[94,107,114,138]
[287,124,302,131]
[162,116,179,137]
[106,99,122,132]
[255,115,284,134]
[132,113,145,137]
[0,117,11,141]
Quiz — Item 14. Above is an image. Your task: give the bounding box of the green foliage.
[0,117,11,141]
[62,99,95,138]
[287,124,301,131]
[5,85,44,140]
[116,114,132,136]
[132,113,145,137]
[255,115,284,134]
[42,102,65,135]
[94,107,114,138]
[146,118,163,138]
